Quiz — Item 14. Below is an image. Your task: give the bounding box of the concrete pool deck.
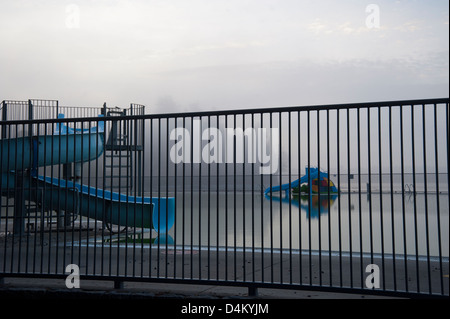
[1,248,447,300]
[0,221,448,300]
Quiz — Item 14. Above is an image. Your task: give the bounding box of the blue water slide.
[1,114,175,233]
[0,128,104,173]
[264,167,337,195]
[55,113,104,135]
[34,176,175,233]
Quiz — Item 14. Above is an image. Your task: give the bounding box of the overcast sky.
[0,0,448,113]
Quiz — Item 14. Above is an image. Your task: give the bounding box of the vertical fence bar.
[337,108,342,287]
[433,103,443,295]
[0,120,3,275]
[4,125,11,272]
[297,110,302,286]
[0,123,4,273]
[378,106,385,290]
[190,116,194,280]
[103,113,108,277]
[216,115,220,282]
[269,112,273,283]
[182,116,186,280]
[173,117,177,280]
[94,117,99,277]
[368,107,374,270]
[165,117,170,278]
[307,109,312,286]
[347,108,353,288]
[80,119,86,277]
[447,102,450,297]
[199,116,203,281]
[77,120,83,273]
[411,104,420,293]
[242,114,246,283]
[422,104,431,294]
[149,118,154,278]
[69,119,75,273]
[233,114,237,282]
[288,111,292,285]
[207,115,211,281]
[260,112,265,284]
[326,109,331,288]
[134,116,139,278]
[225,114,229,282]
[115,118,121,277]
[317,110,322,286]
[13,124,22,271]
[251,112,255,284]
[157,117,161,278]
[389,105,397,291]
[357,107,363,289]
[279,111,283,284]
[400,104,408,292]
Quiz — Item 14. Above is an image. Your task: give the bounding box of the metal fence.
[0,98,448,298]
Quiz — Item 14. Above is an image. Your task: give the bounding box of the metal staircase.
[103,106,144,195]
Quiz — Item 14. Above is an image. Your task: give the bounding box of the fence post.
[248,286,258,297]
[114,280,124,289]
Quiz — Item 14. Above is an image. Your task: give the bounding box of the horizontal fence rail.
[0,98,449,298]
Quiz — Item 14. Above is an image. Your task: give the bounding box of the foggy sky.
[0,0,448,112]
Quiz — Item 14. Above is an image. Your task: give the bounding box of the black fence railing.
[0,98,448,298]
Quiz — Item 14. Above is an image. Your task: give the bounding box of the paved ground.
[4,243,446,319]
[1,277,421,318]
[1,276,396,299]
[1,226,448,300]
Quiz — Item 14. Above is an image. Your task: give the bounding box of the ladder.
[103,109,135,194]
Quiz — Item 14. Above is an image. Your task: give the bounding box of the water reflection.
[265,193,338,219]
[88,191,448,258]
[260,191,448,257]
